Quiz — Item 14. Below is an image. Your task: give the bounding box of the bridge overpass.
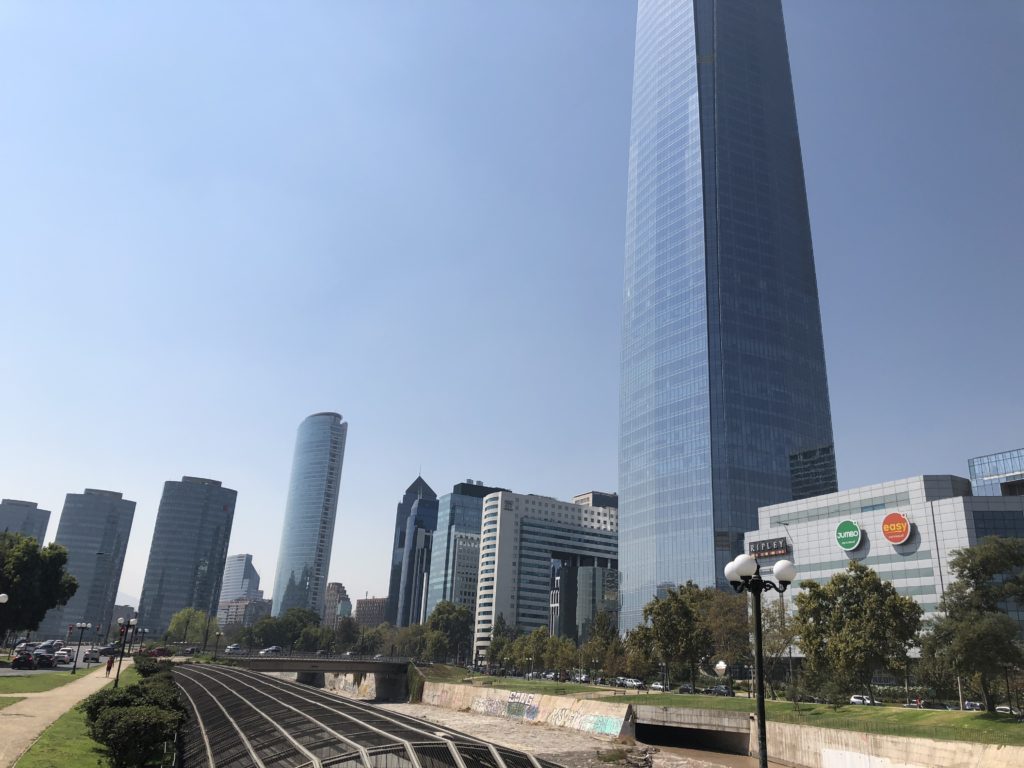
[225,653,410,676]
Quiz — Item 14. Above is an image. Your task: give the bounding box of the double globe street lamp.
[71,622,92,674]
[724,553,797,768]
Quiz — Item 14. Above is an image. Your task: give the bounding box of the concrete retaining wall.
[421,682,634,740]
[634,704,750,734]
[754,720,1024,768]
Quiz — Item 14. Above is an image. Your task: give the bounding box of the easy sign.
[881,512,911,545]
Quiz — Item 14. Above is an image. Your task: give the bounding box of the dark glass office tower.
[138,477,237,635]
[0,499,50,543]
[619,0,836,630]
[36,489,135,639]
[272,412,348,618]
[385,476,436,625]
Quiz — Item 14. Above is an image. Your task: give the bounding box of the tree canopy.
[794,560,922,701]
[0,532,77,636]
[166,608,218,644]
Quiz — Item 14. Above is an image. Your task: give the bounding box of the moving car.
[650,681,667,691]
[709,685,735,697]
[850,695,881,706]
[98,645,117,656]
[259,646,284,656]
[224,644,244,655]
[995,706,1021,716]
[83,648,102,662]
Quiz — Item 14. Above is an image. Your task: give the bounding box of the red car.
[11,652,37,670]
[145,647,173,657]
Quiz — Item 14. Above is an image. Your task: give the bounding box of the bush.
[88,705,182,768]
[132,656,174,678]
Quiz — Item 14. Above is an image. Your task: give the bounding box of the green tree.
[643,583,714,688]
[334,616,360,650]
[166,607,216,644]
[699,588,749,666]
[920,536,1024,710]
[485,613,518,667]
[425,601,473,662]
[623,624,657,681]
[759,592,798,699]
[794,560,922,702]
[0,532,77,636]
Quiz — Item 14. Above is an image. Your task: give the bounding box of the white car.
[224,644,245,655]
[995,706,1021,716]
[259,645,284,656]
[650,681,666,691]
[850,695,881,705]
[53,649,73,664]
[83,648,102,662]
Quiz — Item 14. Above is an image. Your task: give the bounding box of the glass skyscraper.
[220,553,262,601]
[272,412,348,618]
[138,477,237,635]
[619,0,836,630]
[385,476,436,625]
[0,498,50,543]
[968,448,1024,497]
[37,489,135,639]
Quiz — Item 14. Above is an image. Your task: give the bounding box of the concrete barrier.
[754,719,1024,768]
[634,704,750,734]
[421,682,634,740]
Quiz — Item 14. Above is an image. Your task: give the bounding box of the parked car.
[53,649,73,664]
[677,683,695,694]
[83,648,101,662]
[11,652,37,670]
[710,685,735,697]
[14,642,37,654]
[650,682,667,691]
[964,701,985,711]
[850,695,881,706]
[34,653,56,669]
[995,706,1022,716]
[259,645,284,656]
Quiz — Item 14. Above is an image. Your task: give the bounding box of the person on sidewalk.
[104,656,114,677]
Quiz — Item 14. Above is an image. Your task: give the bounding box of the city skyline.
[1,2,1021,608]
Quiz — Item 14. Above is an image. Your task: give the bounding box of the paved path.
[0,660,133,768]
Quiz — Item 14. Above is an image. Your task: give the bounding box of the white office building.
[473,490,618,662]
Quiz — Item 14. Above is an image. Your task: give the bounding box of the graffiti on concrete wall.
[547,708,623,736]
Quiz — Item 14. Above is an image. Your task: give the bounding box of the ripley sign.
[749,537,789,558]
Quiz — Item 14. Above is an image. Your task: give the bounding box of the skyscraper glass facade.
[272,412,348,618]
[386,476,436,625]
[619,0,835,630]
[0,498,50,543]
[424,481,498,619]
[37,489,135,639]
[138,477,237,634]
[969,448,1024,497]
[220,553,262,601]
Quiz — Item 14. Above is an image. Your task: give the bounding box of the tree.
[0,532,77,637]
[698,588,749,666]
[425,601,473,662]
[920,536,1024,710]
[643,583,714,688]
[759,592,798,699]
[166,608,216,644]
[486,613,518,667]
[334,617,360,650]
[794,560,922,702]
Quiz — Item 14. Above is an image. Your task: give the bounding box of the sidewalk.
[0,660,134,767]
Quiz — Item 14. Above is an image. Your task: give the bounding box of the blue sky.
[1,1,1021,607]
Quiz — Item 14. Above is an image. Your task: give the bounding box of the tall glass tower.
[137,477,237,635]
[272,412,347,618]
[619,0,836,630]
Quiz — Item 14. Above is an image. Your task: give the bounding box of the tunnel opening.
[635,722,749,757]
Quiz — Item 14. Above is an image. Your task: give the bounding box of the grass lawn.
[419,666,618,696]
[0,670,93,694]
[0,696,25,709]
[16,668,142,768]
[596,692,1024,745]
[419,664,482,683]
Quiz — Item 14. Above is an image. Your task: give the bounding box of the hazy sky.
[1,1,1021,607]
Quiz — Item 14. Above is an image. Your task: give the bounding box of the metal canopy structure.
[174,665,563,768]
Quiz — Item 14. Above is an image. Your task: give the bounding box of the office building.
[550,563,619,644]
[425,481,502,619]
[137,477,237,635]
[0,499,50,542]
[36,489,135,639]
[618,0,837,630]
[324,582,352,628]
[969,448,1024,497]
[386,476,436,624]
[473,490,618,661]
[744,474,1024,632]
[220,554,263,602]
[219,597,272,628]
[572,491,618,510]
[395,493,439,627]
[355,597,388,628]
[272,412,348,618]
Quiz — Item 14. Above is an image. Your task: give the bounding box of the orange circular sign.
[882,512,911,544]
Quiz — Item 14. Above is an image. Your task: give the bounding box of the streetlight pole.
[0,594,9,654]
[71,622,91,674]
[213,631,223,660]
[113,617,137,688]
[724,554,797,768]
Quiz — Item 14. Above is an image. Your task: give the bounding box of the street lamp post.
[113,617,137,688]
[213,631,223,660]
[71,622,92,675]
[0,594,9,653]
[724,554,797,768]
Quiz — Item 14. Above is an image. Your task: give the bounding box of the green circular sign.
[836,520,862,551]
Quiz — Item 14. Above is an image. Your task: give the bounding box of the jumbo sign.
[881,512,912,545]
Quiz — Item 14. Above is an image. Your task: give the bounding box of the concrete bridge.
[226,652,409,676]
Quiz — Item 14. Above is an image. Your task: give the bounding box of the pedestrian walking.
[105,655,114,677]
